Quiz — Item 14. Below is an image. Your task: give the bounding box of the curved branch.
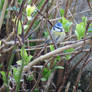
[23,38,92,72]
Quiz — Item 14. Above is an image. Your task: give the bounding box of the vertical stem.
[16,45,25,92]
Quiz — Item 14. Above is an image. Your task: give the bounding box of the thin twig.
[0,0,8,30]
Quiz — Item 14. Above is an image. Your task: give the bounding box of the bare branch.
[0,0,8,30]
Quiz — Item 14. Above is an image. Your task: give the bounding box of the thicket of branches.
[0,0,92,92]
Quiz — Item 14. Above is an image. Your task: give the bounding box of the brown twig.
[87,0,92,11]
[64,0,70,18]
[0,0,8,30]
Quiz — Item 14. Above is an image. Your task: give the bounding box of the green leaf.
[75,23,85,40]
[75,16,87,40]
[38,0,45,9]
[61,17,72,32]
[50,45,55,51]
[27,74,34,81]
[18,20,22,35]
[60,8,64,17]
[54,66,64,69]
[0,71,7,84]
[21,46,28,58]
[28,55,33,61]
[41,77,47,81]
[16,60,22,66]
[0,0,4,10]
[26,5,36,16]
[12,66,20,83]
[42,68,51,79]
[24,25,29,30]
[64,48,74,53]
[56,56,61,61]
[18,0,22,4]
[82,16,87,24]
[34,88,39,92]
[64,48,74,60]
[20,46,33,65]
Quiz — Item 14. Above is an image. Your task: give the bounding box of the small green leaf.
[64,48,74,53]
[27,74,34,81]
[0,0,4,10]
[64,48,74,60]
[28,55,33,61]
[26,5,36,16]
[60,8,64,17]
[75,23,85,40]
[18,20,22,35]
[42,68,51,79]
[38,0,45,9]
[61,17,72,32]
[50,45,55,51]
[20,46,33,65]
[41,77,47,81]
[54,66,64,69]
[82,16,87,24]
[24,25,29,30]
[75,16,87,40]
[34,88,40,92]
[12,66,20,83]
[16,60,22,65]
[56,56,61,61]
[0,71,7,84]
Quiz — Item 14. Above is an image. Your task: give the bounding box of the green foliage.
[49,45,64,70]
[43,30,49,38]
[61,17,72,32]
[18,0,22,4]
[37,0,45,9]
[41,68,51,81]
[20,46,33,65]
[18,20,22,35]
[54,66,64,69]
[64,48,74,60]
[26,74,34,81]
[75,16,87,40]
[0,0,4,10]
[0,71,7,85]
[26,5,36,16]
[12,66,20,83]
[60,9,72,32]
[34,88,40,92]
[50,45,55,51]
[60,8,64,17]
[12,46,33,84]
